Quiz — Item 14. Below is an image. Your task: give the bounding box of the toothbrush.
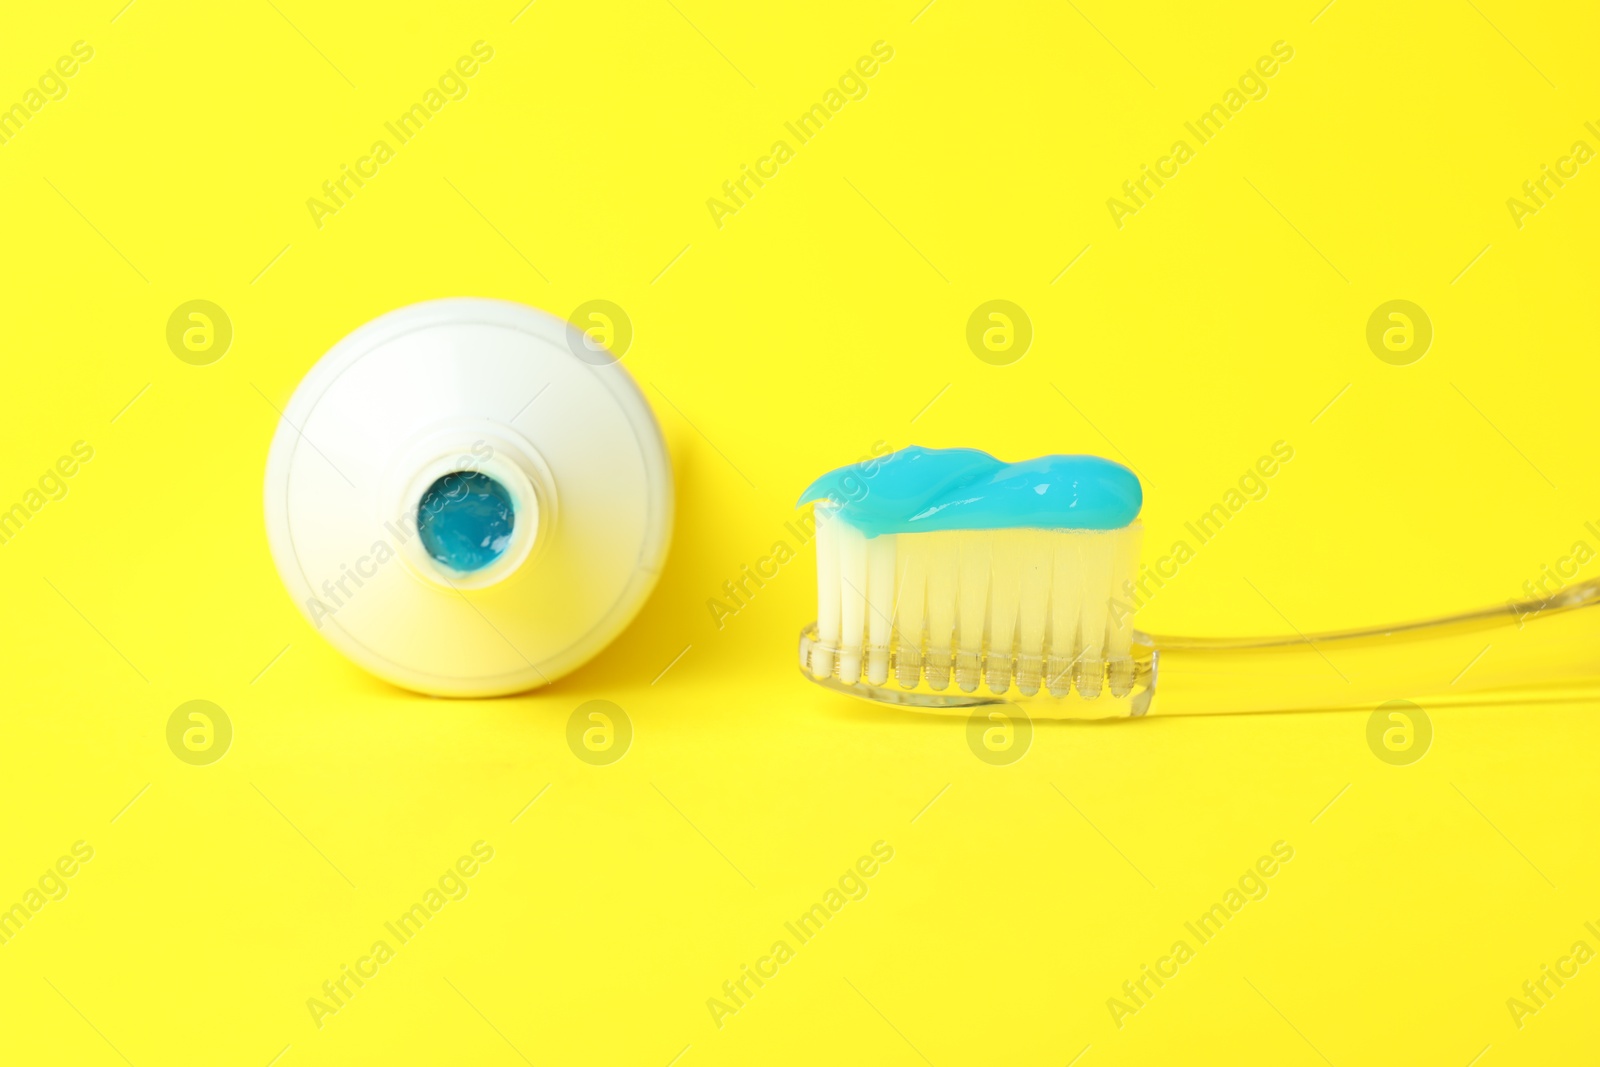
[797,446,1600,719]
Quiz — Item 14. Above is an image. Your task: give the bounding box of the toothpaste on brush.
[798,446,1143,698]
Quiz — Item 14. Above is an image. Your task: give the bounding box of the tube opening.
[416,471,515,573]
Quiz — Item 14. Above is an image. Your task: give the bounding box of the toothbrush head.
[797,447,1149,715]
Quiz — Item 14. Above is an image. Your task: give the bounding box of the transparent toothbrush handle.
[1138,578,1600,717]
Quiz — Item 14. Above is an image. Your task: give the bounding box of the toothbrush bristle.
[808,507,1142,699]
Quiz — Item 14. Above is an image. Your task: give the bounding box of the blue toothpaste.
[798,445,1142,536]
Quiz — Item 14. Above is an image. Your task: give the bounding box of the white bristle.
[1047,535,1083,696]
[811,508,839,680]
[866,535,896,686]
[924,534,957,690]
[986,532,1023,694]
[1074,534,1113,699]
[1107,527,1141,696]
[838,519,867,685]
[1015,531,1051,696]
[955,534,991,692]
[893,543,927,689]
[810,506,1142,700]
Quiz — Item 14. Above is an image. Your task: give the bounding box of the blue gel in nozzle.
[417,471,515,573]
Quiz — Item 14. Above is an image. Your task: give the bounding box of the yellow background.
[2,0,1598,1062]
